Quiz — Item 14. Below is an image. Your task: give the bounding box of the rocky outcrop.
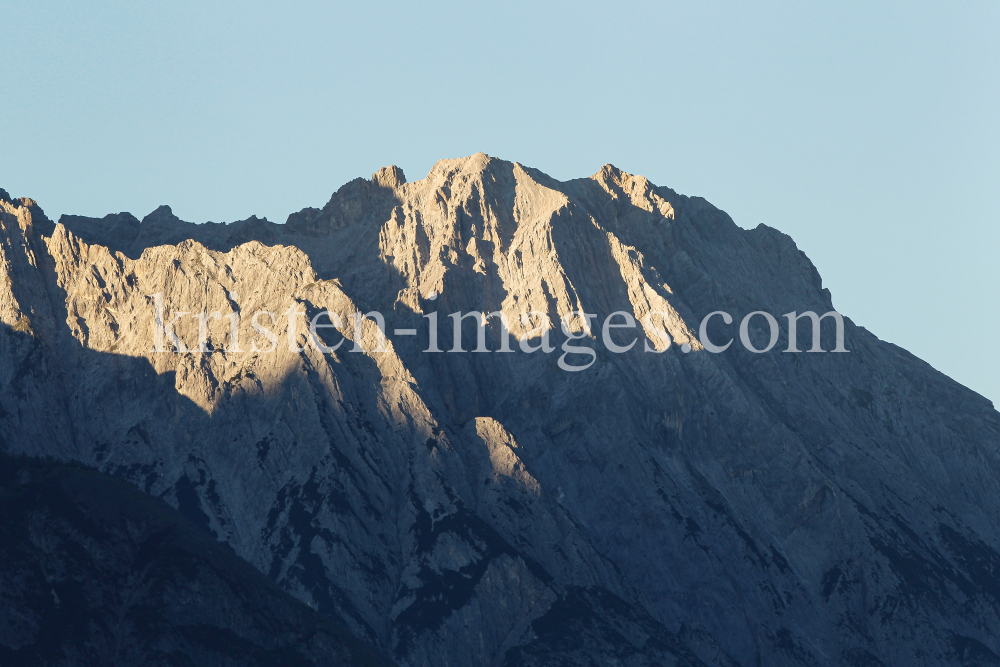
[2,155,999,666]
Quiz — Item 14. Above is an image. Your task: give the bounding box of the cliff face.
[1,155,998,667]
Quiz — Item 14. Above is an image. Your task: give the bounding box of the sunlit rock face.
[1,156,999,667]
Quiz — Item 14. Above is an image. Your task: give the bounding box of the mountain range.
[1,154,998,666]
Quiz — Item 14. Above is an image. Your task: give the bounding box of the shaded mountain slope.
[0,454,395,667]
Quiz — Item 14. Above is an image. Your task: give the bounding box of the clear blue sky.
[2,1,997,404]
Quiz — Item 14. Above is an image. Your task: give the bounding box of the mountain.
[1,154,998,666]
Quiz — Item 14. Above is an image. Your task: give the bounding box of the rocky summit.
[1,154,999,667]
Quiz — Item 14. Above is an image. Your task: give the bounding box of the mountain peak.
[372,165,406,189]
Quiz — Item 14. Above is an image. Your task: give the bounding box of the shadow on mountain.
[58,173,403,286]
[61,207,284,260]
[0,452,396,667]
[502,586,729,667]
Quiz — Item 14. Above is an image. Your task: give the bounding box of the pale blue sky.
[2,1,997,403]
